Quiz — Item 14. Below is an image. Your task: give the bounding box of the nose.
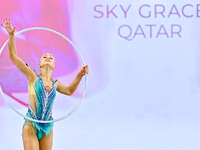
[45,58,50,62]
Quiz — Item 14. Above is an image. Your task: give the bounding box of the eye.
[43,56,47,58]
[50,57,53,60]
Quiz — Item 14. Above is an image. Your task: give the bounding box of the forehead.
[42,53,54,57]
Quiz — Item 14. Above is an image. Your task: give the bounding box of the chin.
[42,64,53,68]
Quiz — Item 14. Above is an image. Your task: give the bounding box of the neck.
[40,65,52,81]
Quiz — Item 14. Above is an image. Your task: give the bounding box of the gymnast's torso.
[24,68,58,140]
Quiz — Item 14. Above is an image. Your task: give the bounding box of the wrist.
[9,32,15,36]
[77,72,84,77]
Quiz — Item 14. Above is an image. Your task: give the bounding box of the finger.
[83,65,88,70]
[85,67,88,73]
[6,18,9,25]
[7,18,10,24]
[8,18,11,26]
[1,24,5,27]
[13,26,16,32]
[9,18,12,26]
[5,18,8,25]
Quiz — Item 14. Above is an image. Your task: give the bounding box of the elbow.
[68,91,73,96]
[66,89,73,96]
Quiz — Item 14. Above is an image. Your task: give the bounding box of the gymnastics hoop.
[0,27,88,123]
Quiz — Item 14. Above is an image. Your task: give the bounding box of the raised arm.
[56,65,89,96]
[1,18,36,82]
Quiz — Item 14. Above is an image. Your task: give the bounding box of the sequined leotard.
[23,69,58,140]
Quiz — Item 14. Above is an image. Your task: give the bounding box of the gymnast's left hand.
[79,65,89,76]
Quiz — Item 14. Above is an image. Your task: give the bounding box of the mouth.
[45,59,51,62]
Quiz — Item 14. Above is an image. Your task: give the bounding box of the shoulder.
[52,79,59,88]
[52,79,59,83]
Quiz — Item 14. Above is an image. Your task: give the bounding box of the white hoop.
[0,27,88,123]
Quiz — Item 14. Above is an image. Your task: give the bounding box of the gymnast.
[1,18,89,150]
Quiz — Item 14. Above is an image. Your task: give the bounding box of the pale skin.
[1,18,89,150]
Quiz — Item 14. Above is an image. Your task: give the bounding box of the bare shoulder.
[52,79,58,82]
[52,79,59,88]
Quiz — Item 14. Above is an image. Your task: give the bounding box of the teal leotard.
[23,69,58,140]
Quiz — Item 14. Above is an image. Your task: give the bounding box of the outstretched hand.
[1,18,16,34]
[79,65,89,76]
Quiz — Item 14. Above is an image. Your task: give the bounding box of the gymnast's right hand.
[1,18,16,34]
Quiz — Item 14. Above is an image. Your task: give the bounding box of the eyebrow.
[44,54,53,57]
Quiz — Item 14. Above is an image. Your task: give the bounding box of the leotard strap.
[30,68,39,77]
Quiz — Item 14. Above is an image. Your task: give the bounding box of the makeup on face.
[43,55,54,63]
